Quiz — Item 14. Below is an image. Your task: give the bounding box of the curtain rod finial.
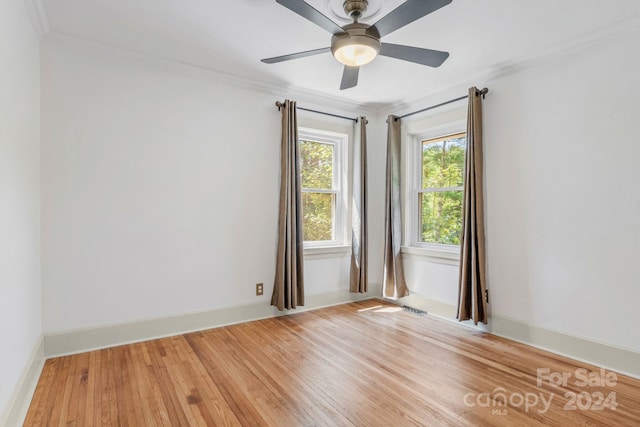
[275,101,284,111]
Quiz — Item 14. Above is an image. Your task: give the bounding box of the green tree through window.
[419,133,466,245]
[300,139,335,241]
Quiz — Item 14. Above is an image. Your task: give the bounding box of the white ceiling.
[42,0,640,106]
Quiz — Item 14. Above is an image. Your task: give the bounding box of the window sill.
[304,245,351,260]
[401,246,460,265]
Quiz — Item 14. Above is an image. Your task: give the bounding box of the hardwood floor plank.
[161,335,215,426]
[23,357,59,425]
[46,357,68,425]
[277,309,478,426]
[56,354,77,426]
[24,299,640,426]
[128,343,166,426]
[145,340,192,426]
[230,321,354,425]
[311,305,525,425]
[85,351,97,426]
[67,351,89,426]
[99,348,114,426]
[189,328,301,426]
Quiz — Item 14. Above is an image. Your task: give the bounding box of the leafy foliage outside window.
[419,133,466,245]
[300,140,335,241]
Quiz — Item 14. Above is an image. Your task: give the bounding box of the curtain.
[271,100,305,311]
[383,116,409,299]
[457,87,488,324]
[350,117,368,293]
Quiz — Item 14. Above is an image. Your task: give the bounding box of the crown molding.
[24,0,50,40]
[479,12,640,91]
[40,10,640,118]
[43,31,378,118]
[383,13,640,119]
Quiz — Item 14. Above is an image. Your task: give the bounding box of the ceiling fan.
[262,0,452,90]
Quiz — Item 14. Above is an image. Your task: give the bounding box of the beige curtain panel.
[457,87,488,324]
[350,117,368,293]
[383,115,409,299]
[271,100,305,311]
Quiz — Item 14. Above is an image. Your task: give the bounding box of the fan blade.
[262,47,331,64]
[276,0,345,35]
[379,43,449,67]
[368,0,452,37]
[340,66,359,90]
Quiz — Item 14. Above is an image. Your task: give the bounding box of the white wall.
[484,32,640,352]
[41,39,370,334]
[0,0,42,420]
[399,30,640,353]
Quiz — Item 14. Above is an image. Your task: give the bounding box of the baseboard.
[394,293,640,380]
[44,283,382,358]
[0,337,45,427]
[489,315,640,380]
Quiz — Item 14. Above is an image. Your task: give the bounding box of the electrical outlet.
[256,283,264,296]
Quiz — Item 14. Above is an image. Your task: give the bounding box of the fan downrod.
[343,0,368,21]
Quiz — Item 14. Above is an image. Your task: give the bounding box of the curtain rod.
[397,88,489,121]
[275,101,359,122]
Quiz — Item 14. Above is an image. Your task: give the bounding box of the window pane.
[300,140,333,190]
[420,191,463,245]
[302,192,335,241]
[422,135,466,189]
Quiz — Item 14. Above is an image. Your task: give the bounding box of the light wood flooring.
[24,299,640,426]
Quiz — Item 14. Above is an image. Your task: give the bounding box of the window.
[416,132,467,246]
[298,128,347,247]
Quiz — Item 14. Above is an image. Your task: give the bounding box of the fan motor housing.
[331,23,381,61]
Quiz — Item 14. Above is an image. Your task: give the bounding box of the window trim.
[298,127,349,249]
[405,120,467,255]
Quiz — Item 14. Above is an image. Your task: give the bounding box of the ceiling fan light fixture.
[333,42,378,66]
[264,0,453,89]
[331,31,380,67]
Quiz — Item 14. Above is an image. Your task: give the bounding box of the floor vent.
[402,305,428,316]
